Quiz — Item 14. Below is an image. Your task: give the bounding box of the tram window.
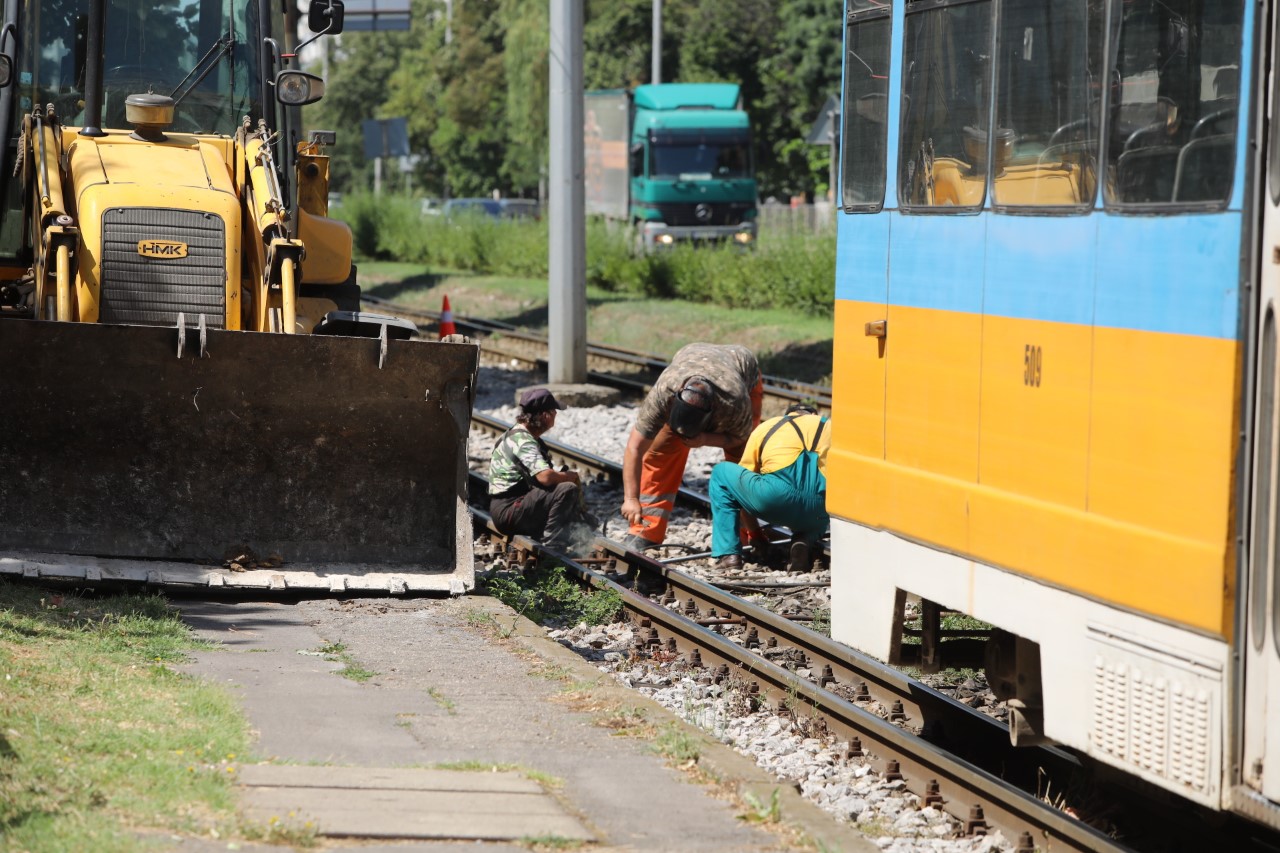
[991,0,1104,209]
[841,14,890,212]
[1104,0,1242,207]
[899,0,993,210]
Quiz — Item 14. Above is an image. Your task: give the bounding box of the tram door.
[1244,14,1280,803]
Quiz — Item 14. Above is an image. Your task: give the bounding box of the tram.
[827,0,1280,825]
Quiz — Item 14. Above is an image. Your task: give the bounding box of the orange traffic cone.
[439,295,457,339]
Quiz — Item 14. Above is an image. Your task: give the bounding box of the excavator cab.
[0,0,480,594]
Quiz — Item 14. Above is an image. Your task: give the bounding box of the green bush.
[338,194,834,316]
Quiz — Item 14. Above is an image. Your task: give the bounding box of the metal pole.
[651,0,662,84]
[548,0,586,384]
[80,0,106,137]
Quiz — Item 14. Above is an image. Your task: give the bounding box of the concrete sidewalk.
[173,594,874,852]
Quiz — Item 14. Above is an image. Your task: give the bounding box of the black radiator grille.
[99,208,226,328]
[654,202,753,227]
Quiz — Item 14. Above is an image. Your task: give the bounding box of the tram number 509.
[1024,344,1043,387]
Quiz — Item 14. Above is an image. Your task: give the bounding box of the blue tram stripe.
[836,210,1242,340]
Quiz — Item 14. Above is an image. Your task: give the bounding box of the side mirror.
[276,70,326,106]
[0,55,12,89]
[629,143,644,178]
[308,0,345,35]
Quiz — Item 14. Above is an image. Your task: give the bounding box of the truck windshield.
[651,140,751,180]
[20,0,265,134]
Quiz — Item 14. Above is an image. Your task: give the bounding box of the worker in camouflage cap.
[489,388,595,555]
[619,343,763,552]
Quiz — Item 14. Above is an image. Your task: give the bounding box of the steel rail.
[364,293,832,409]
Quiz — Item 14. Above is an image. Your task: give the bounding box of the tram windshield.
[19,0,271,134]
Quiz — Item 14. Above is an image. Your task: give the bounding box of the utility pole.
[651,0,662,84]
[547,0,586,384]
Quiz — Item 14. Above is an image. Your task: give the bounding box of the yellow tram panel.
[884,304,982,483]
[978,315,1092,508]
[831,299,886,460]
[828,304,1239,638]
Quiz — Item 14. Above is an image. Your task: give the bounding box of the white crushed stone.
[546,622,1012,852]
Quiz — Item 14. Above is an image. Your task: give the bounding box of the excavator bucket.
[0,321,480,594]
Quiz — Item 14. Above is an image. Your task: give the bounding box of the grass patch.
[0,579,251,851]
[521,835,586,850]
[650,723,701,764]
[359,261,834,386]
[463,607,515,639]
[313,640,376,682]
[435,760,522,773]
[483,564,622,628]
[434,762,563,790]
[740,788,783,825]
[595,705,653,738]
[809,607,831,638]
[426,687,456,715]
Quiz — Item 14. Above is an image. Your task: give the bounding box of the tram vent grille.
[1091,657,1211,795]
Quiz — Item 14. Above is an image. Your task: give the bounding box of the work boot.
[714,553,743,572]
[787,541,811,573]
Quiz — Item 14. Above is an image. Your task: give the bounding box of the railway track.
[470,491,1279,852]
[467,407,1270,851]
[468,491,1116,852]
[363,294,832,413]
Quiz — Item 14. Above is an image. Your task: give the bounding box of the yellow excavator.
[0,0,480,593]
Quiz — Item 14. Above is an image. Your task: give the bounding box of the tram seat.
[1172,135,1234,202]
[996,158,1083,205]
[1116,145,1181,203]
[929,158,985,206]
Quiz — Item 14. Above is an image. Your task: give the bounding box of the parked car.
[439,198,541,221]
[442,198,503,220]
[498,198,541,220]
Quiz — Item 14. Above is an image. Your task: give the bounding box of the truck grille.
[99,208,226,328]
[655,202,753,227]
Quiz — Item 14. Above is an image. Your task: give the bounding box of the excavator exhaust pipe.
[0,320,479,594]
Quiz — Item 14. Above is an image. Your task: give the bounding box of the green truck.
[585,83,758,250]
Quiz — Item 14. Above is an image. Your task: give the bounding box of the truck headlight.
[733,231,754,245]
[276,71,326,106]
[656,233,675,246]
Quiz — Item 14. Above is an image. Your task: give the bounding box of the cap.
[668,379,713,439]
[519,387,566,414]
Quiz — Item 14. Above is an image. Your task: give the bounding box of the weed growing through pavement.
[241,815,318,847]
[464,606,517,639]
[483,564,622,627]
[520,835,585,851]
[651,723,700,764]
[434,762,564,790]
[740,788,782,824]
[313,640,376,682]
[426,687,456,714]
[436,760,521,772]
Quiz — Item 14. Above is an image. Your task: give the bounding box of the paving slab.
[174,594,875,852]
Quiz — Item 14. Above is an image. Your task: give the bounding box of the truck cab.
[586,83,758,251]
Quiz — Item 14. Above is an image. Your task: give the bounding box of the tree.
[755,0,844,199]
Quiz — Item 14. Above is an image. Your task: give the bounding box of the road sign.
[361,117,409,160]
[343,0,411,31]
